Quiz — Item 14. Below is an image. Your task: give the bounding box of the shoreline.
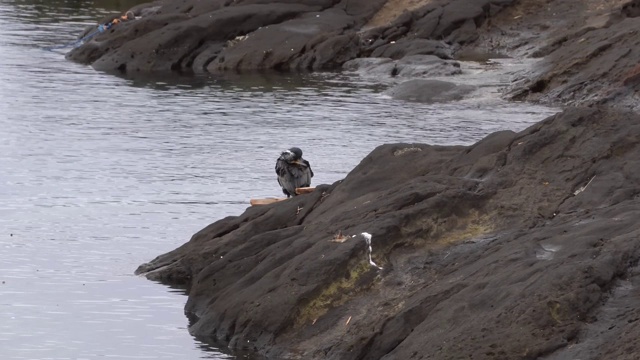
[67,0,640,110]
[130,0,640,359]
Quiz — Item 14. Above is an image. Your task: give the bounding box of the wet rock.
[455,0,640,110]
[341,57,394,72]
[454,48,510,62]
[509,15,640,111]
[384,79,475,103]
[394,55,461,77]
[343,55,461,79]
[137,106,640,359]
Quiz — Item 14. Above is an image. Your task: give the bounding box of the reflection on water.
[0,0,558,359]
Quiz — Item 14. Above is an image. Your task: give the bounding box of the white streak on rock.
[536,243,562,260]
[361,232,382,270]
[573,175,596,196]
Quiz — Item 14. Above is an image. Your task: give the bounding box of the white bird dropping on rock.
[361,232,382,270]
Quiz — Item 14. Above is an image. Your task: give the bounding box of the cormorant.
[275,147,313,197]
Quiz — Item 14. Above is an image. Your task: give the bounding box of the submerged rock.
[137,106,640,359]
[384,79,476,103]
[343,55,462,79]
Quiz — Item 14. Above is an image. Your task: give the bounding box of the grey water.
[0,0,558,359]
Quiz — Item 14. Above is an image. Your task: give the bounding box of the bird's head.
[280,147,303,161]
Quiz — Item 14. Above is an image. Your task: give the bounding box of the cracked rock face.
[137,107,640,359]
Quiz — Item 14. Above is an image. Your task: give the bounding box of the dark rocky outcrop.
[114,0,640,358]
[66,0,387,72]
[66,0,517,73]
[65,0,640,109]
[467,0,640,110]
[137,106,640,359]
[509,14,640,111]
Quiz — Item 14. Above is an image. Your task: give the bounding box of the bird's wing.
[303,159,313,178]
[276,160,311,189]
[275,158,295,196]
[275,158,288,177]
[288,162,312,188]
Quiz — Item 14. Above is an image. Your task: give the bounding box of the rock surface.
[120,0,640,358]
[343,55,462,78]
[65,0,640,109]
[66,0,515,74]
[137,106,640,359]
[471,0,640,110]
